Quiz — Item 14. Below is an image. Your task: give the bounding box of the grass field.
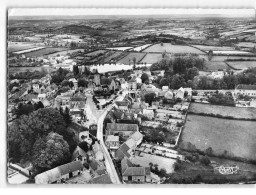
[204,61,229,71]
[189,103,256,119]
[47,49,85,57]
[192,45,235,51]
[84,50,107,57]
[117,52,146,64]
[143,43,205,54]
[236,42,256,48]
[213,51,253,55]
[24,47,68,57]
[181,115,256,161]
[8,43,38,53]
[9,66,55,74]
[132,152,176,173]
[226,61,256,70]
[139,53,166,64]
[102,51,123,63]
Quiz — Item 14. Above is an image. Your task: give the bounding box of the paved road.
[97,107,122,184]
[86,90,127,184]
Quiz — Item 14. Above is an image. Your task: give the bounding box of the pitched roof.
[116,143,131,159]
[129,131,143,142]
[106,135,119,142]
[236,84,256,90]
[89,174,112,184]
[35,161,84,184]
[89,159,100,171]
[112,110,124,119]
[106,123,138,132]
[58,161,84,176]
[115,101,129,107]
[72,146,87,161]
[121,158,150,176]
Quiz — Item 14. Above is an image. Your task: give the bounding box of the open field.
[117,52,146,64]
[189,103,256,119]
[84,50,107,57]
[47,49,85,57]
[165,158,256,184]
[106,47,133,51]
[212,50,253,55]
[102,51,123,63]
[131,44,152,52]
[204,61,229,71]
[143,43,205,54]
[9,66,56,74]
[8,42,38,53]
[132,152,176,173]
[226,61,256,70]
[181,115,256,161]
[14,47,45,55]
[24,47,68,57]
[139,53,165,64]
[236,42,256,48]
[192,45,235,51]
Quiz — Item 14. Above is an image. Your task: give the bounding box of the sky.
[8,8,255,17]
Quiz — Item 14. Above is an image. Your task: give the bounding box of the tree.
[8,108,67,162]
[32,132,70,173]
[61,80,70,87]
[73,65,79,76]
[186,67,199,81]
[144,93,156,106]
[15,103,34,117]
[78,79,88,88]
[159,78,169,87]
[141,73,149,83]
[200,155,210,166]
[171,74,185,89]
[63,107,73,126]
[174,162,182,171]
[79,141,89,153]
[34,101,44,111]
[205,147,213,156]
[159,168,167,177]
[208,50,213,61]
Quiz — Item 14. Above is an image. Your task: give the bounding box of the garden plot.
[143,43,204,54]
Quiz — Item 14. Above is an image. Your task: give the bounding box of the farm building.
[106,123,139,138]
[121,158,151,183]
[35,161,85,184]
[235,84,256,97]
[115,131,143,160]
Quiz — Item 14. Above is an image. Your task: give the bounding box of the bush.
[200,155,210,166]
[174,162,182,171]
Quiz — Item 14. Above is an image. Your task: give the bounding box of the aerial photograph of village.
[6,8,256,185]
